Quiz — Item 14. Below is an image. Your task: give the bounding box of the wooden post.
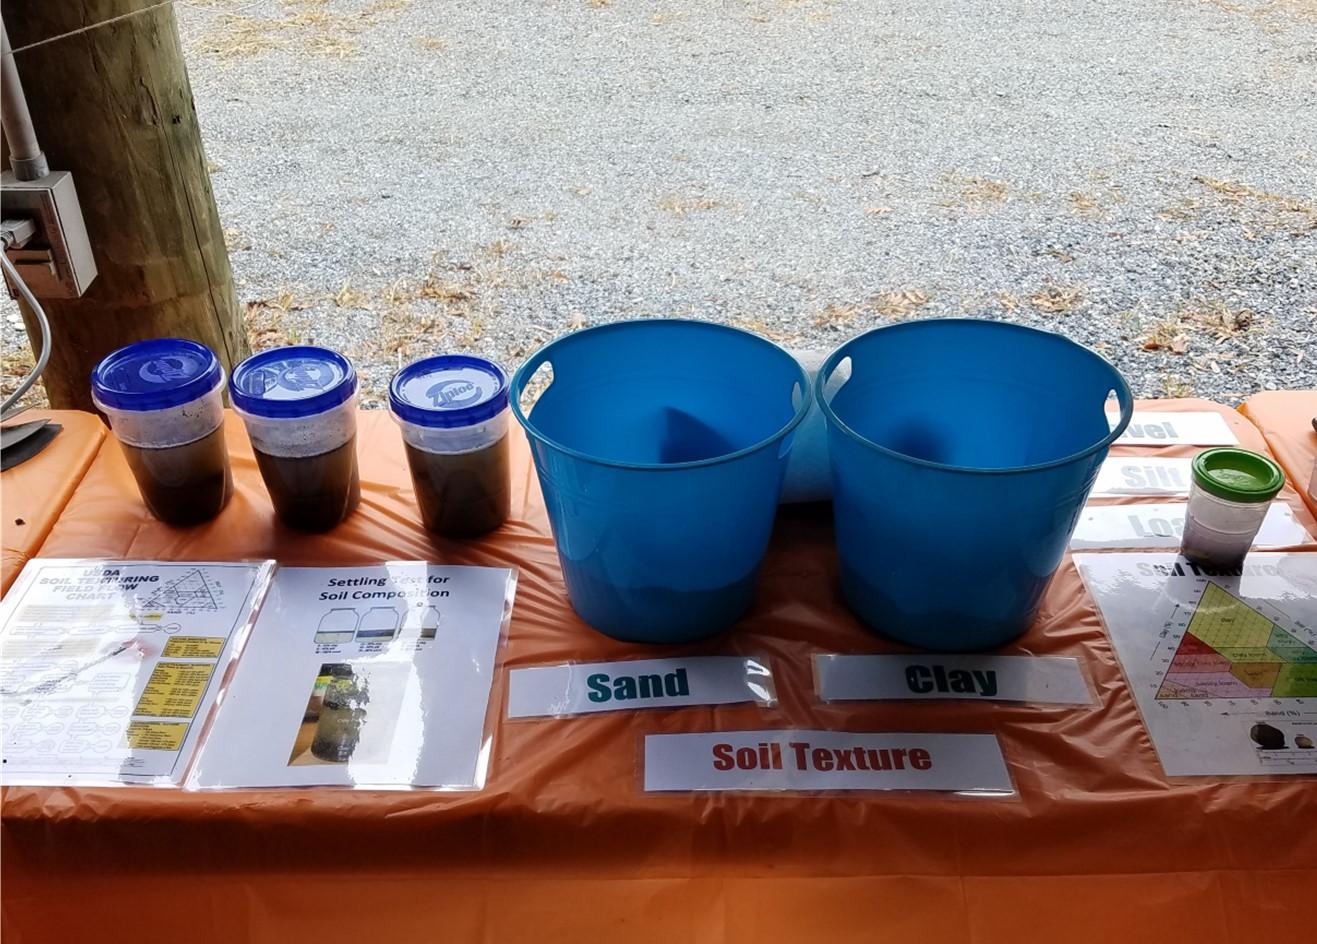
[4,0,249,411]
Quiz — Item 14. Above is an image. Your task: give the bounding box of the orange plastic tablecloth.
[0,410,106,594]
[3,399,1317,944]
[1239,390,1317,519]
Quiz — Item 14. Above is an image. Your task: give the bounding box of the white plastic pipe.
[1,17,49,181]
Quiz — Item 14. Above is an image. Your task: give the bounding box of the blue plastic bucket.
[512,320,811,643]
[817,319,1133,651]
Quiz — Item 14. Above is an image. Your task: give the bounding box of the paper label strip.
[1108,411,1238,446]
[815,654,1092,705]
[507,657,774,718]
[644,730,1012,793]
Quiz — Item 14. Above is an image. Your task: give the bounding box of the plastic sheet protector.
[0,559,274,785]
[189,563,516,789]
[1076,552,1317,777]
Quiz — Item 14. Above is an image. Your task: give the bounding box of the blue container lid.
[230,346,357,418]
[90,338,223,412]
[389,355,508,428]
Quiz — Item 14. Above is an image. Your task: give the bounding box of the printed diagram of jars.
[314,608,358,645]
[356,607,401,641]
[419,606,439,640]
[314,606,404,644]
[310,664,369,763]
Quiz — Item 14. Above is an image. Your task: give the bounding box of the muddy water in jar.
[253,436,361,531]
[404,437,509,537]
[120,426,234,525]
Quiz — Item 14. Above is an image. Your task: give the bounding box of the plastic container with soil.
[390,355,511,538]
[1181,447,1285,567]
[230,346,361,532]
[91,338,233,526]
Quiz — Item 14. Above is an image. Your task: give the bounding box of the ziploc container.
[230,346,360,532]
[90,338,232,526]
[389,355,510,538]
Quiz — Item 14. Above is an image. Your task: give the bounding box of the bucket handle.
[778,380,806,459]
[516,357,555,417]
[820,355,853,404]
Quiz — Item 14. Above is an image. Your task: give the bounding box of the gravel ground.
[4,0,1316,407]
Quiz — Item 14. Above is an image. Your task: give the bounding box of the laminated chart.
[0,560,274,786]
[1156,583,1317,701]
[1076,552,1317,777]
[189,563,516,790]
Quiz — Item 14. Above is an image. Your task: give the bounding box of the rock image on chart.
[1155,583,1317,701]
[1248,722,1286,750]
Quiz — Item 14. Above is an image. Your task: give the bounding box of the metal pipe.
[1,17,49,181]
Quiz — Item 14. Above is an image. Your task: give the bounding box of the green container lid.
[1191,447,1285,503]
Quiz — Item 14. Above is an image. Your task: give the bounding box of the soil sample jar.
[230,346,360,531]
[1181,447,1285,567]
[390,355,511,537]
[91,338,233,526]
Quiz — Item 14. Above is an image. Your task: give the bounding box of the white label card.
[814,655,1092,705]
[644,730,1012,793]
[1108,411,1238,446]
[1071,502,1313,550]
[1092,457,1192,496]
[506,657,774,719]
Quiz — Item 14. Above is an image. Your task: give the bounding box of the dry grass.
[729,318,804,345]
[0,347,42,407]
[813,302,862,328]
[332,280,368,308]
[244,292,308,350]
[746,0,839,22]
[1069,192,1099,213]
[413,275,474,303]
[223,226,251,251]
[1184,300,1255,338]
[1140,320,1191,354]
[657,189,739,216]
[1197,0,1317,29]
[937,174,1009,211]
[190,0,412,62]
[417,36,447,51]
[1138,300,1256,355]
[374,307,447,360]
[1162,375,1196,398]
[872,288,931,318]
[864,205,893,217]
[342,240,565,372]
[814,288,931,327]
[1161,175,1315,236]
[1029,284,1084,314]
